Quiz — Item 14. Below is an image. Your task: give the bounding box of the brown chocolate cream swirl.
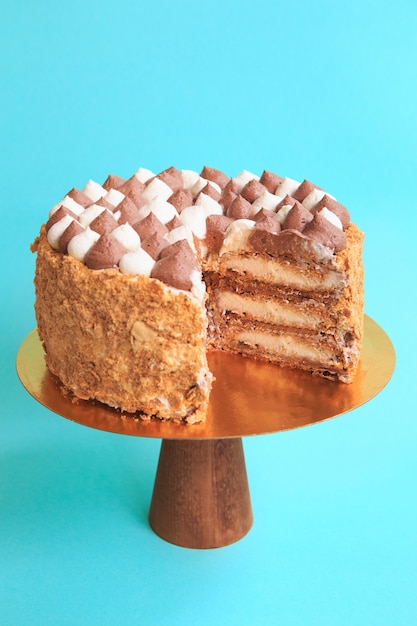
[151,240,199,291]
[84,234,126,270]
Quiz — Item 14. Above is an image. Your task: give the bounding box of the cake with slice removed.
[31,165,364,423]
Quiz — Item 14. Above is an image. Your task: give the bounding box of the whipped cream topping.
[43,166,351,294]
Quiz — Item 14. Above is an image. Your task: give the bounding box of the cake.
[31,165,364,424]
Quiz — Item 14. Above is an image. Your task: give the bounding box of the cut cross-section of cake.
[31,166,364,423]
[204,215,363,383]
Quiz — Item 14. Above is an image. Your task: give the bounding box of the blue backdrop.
[1,1,416,624]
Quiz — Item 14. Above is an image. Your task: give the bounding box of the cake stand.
[16,315,395,549]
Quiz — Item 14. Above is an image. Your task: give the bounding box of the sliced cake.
[31,165,364,422]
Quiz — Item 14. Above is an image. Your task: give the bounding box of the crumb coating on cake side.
[32,230,211,422]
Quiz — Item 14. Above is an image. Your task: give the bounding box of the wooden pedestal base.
[148,438,253,549]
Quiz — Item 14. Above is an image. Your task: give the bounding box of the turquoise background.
[1,1,416,624]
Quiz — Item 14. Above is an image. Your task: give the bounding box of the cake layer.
[208,254,346,293]
[212,291,333,331]
[207,317,358,382]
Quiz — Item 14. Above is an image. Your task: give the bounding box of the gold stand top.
[16,316,395,440]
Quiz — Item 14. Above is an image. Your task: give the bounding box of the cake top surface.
[42,166,352,295]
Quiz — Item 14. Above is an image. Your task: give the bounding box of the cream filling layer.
[216,292,324,330]
[235,331,335,364]
[215,255,345,291]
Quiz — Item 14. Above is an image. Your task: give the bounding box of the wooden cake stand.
[16,316,395,549]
